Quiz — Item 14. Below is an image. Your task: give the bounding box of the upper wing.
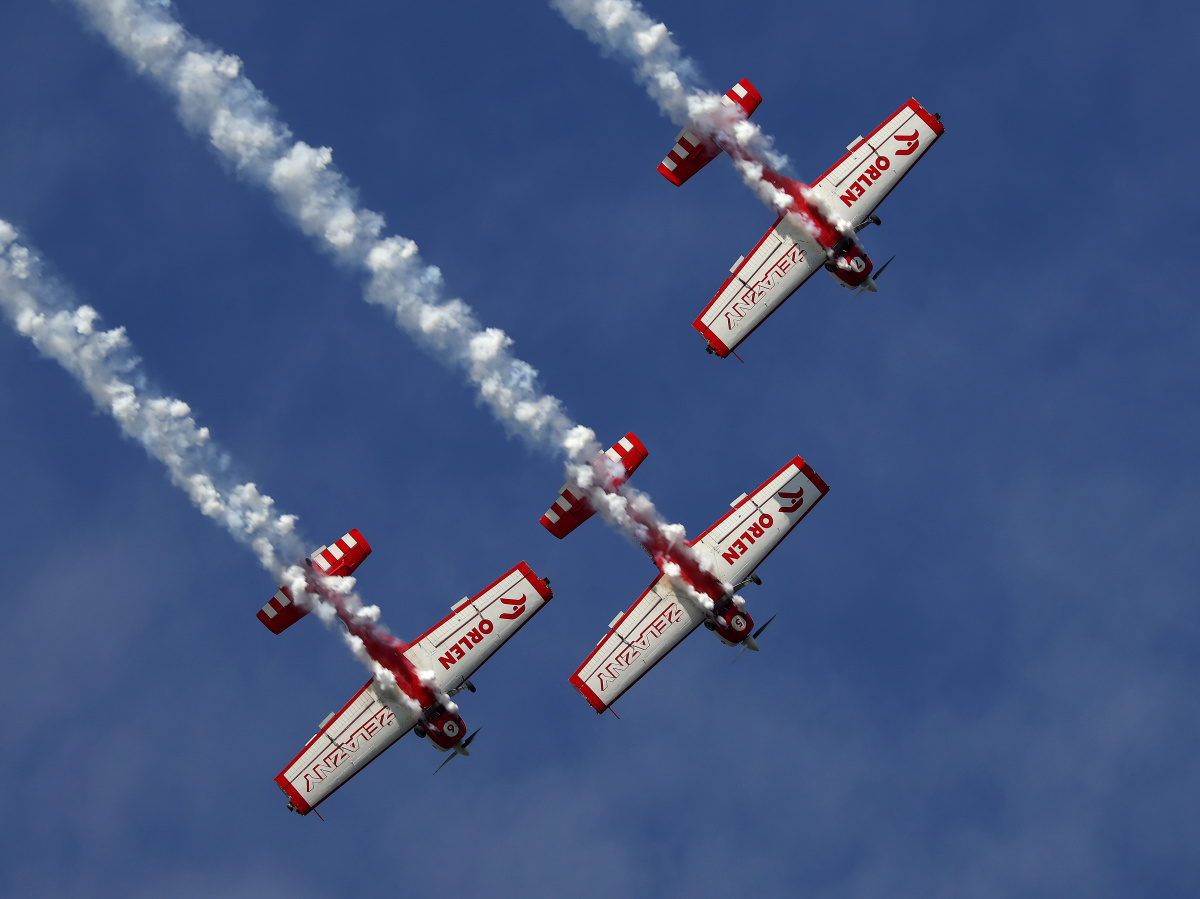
[692,219,825,357]
[657,79,761,186]
[810,98,944,228]
[274,678,419,815]
[403,562,553,693]
[539,433,648,539]
[690,456,829,587]
[257,528,372,634]
[570,574,706,713]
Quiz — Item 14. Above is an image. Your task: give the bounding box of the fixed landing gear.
[854,213,882,233]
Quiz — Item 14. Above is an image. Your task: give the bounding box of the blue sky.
[1,1,1197,896]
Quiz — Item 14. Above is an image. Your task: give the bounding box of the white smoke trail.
[551,0,850,233]
[68,0,702,570]
[0,219,425,683]
[0,218,303,578]
[551,1,785,160]
[70,0,579,457]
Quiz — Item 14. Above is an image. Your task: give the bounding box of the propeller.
[734,614,777,662]
[856,255,896,296]
[433,727,482,774]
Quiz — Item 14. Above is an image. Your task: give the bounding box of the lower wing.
[809,98,944,228]
[693,218,824,358]
[403,562,553,693]
[570,574,706,713]
[690,456,829,587]
[274,679,419,815]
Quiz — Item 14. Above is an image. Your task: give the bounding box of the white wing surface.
[690,456,830,588]
[692,220,825,358]
[570,575,707,713]
[810,98,945,228]
[403,562,553,693]
[274,679,419,815]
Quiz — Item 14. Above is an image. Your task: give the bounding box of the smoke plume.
[0,218,302,577]
[550,0,836,228]
[0,219,429,692]
[68,0,711,583]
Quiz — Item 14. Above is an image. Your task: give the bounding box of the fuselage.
[760,167,874,289]
[635,519,756,646]
[318,574,469,753]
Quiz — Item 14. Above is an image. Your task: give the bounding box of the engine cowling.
[710,601,755,647]
[825,243,873,289]
[420,704,467,752]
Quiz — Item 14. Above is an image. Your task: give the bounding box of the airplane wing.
[403,561,553,693]
[570,574,707,713]
[539,433,648,539]
[689,456,829,588]
[810,98,944,228]
[692,219,826,358]
[257,528,372,634]
[274,678,419,815]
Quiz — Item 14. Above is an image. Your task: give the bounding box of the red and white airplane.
[539,435,828,712]
[258,529,553,815]
[657,79,945,358]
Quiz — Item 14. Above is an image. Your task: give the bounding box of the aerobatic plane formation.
[253,85,943,813]
[656,80,944,358]
[254,81,941,813]
[0,0,951,827]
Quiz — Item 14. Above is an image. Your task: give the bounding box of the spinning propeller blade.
[458,727,482,757]
[752,614,777,641]
[734,614,778,662]
[856,255,897,296]
[433,727,482,774]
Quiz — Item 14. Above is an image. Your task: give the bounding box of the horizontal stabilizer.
[540,433,648,539]
[657,79,761,186]
[257,528,372,634]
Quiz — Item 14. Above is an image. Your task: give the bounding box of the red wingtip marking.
[569,672,608,714]
[657,163,686,186]
[737,78,763,106]
[623,432,648,460]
